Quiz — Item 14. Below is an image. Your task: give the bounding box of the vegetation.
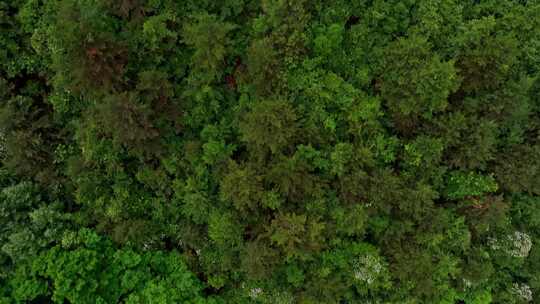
[1,0,540,303]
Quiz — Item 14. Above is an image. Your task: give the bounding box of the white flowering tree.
[512,283,533,303]
[316,242,391,302]
[488,231,532,259]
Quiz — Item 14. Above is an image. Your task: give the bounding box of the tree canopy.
[1,0,540,303]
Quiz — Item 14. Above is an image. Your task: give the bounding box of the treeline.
[1,0,540,303]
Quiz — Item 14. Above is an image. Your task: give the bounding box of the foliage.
[1,0,540,303]
[9,229,215,303]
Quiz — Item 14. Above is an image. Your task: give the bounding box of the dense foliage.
[1,0,540,303]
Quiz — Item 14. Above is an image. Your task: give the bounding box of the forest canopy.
[1,0,540,303]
